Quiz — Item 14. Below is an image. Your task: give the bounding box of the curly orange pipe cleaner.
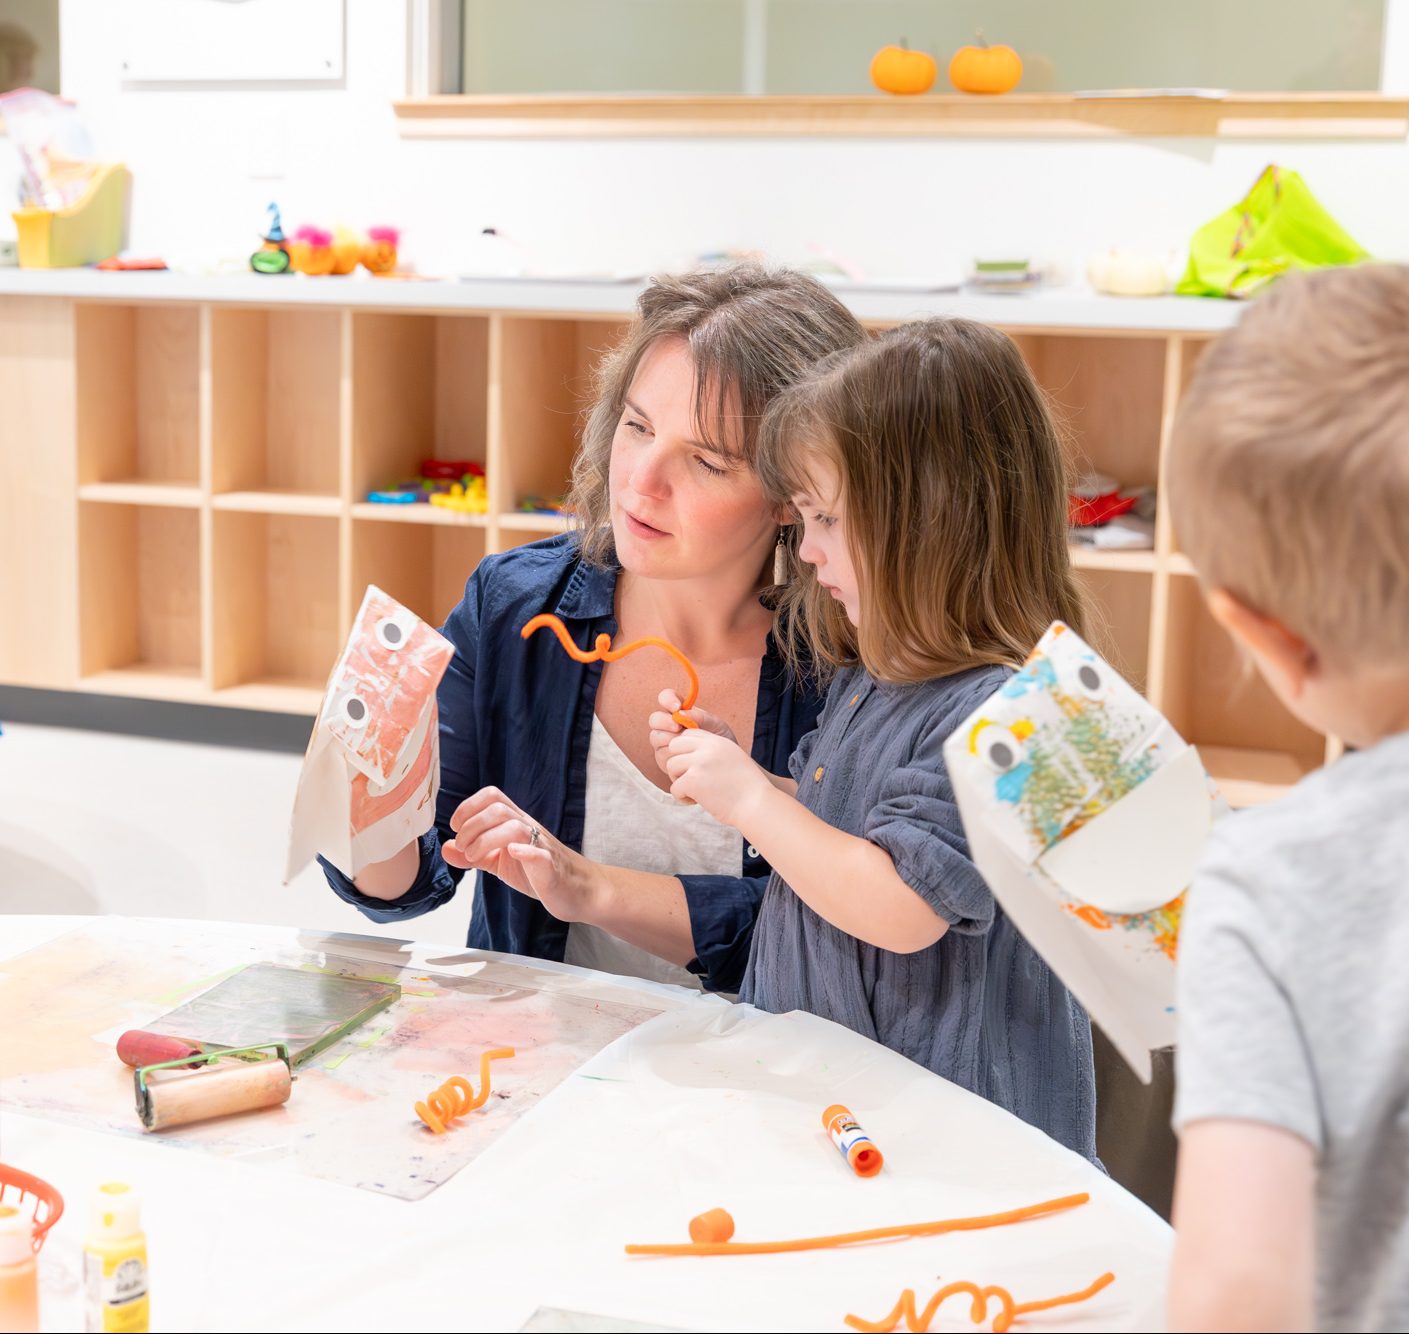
[522,613,700,729]
[624,1192,1089,1257]
[844,1272,1115,1333]
[414,1047,515,1133]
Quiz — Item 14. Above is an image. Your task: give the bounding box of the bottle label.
[84,1252,149,1332]
[827,1115,873,1160]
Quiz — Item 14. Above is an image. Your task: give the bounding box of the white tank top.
[564,714,742,990]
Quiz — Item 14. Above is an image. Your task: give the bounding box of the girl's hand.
[649,688,738,778]
[663,729,771,828]
[444,787,603,923]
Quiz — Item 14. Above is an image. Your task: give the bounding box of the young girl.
[653,319,1097,1158]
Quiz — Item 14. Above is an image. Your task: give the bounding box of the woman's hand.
[649,688,738,779]
[663,729,772,829]
[444,787,605,924]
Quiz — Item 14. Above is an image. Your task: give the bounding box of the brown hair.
[1169,264,1409,670]
[568,263,866,567]
[758,318,1086,684]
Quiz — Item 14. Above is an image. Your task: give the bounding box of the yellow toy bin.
[13,162,130,269]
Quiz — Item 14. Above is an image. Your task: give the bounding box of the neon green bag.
[1176,165,1367,299]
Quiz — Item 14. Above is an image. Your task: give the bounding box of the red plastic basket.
[0,1163,64,1253]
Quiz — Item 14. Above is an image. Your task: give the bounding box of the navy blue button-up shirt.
[320,535,823,994]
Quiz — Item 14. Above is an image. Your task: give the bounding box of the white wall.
[56,0,1409,277]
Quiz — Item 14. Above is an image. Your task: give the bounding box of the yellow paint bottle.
[82,1183,148,1333]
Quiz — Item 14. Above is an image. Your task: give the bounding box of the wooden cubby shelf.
[0,284,1334,799]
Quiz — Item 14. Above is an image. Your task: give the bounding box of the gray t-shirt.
[739,664,1098,1161]
[1174,729,1409,1332]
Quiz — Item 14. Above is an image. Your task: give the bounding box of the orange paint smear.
[522,613,700,729]
[845,1271,1115,1333]
[1064,903,1112,930]
[414,1047,515,1133]
[624,1192,1089,1257]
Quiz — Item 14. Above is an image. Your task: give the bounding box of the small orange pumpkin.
[870,41,937,96]
[948,35,1023,95]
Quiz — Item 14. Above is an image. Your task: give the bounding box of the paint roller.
[132,1043,294,1133]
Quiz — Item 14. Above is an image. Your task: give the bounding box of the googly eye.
[977,725,1025,774]
[375,616,409,651]
[1067,658,1107,701]
[340,694,371,728]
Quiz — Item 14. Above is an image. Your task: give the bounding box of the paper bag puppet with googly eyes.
[285,586,454,882]
[943,622,1224,1079]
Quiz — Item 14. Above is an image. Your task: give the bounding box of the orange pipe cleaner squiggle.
[522,613,700,728]
[844,1272,1115,1333]
[414,1047,515,1133]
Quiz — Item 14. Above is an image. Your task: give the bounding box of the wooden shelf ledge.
[1199,744,1317,808]
[350,502,489,527]
[79,480,202,508]
[500,511,573,533]
[394,92,1409,140]
[1068,545,1156,573]
[212,490,342,517]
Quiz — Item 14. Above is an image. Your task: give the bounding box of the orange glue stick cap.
[822,1103,884,1178]
[688,1208,735,1243]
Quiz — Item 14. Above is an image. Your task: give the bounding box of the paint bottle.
[0,1204,39,1333]
[822,1103,885,1178]
[83,1183,149,1333]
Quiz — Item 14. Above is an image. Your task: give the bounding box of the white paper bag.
[943,623,1222,1080]
[286,586,454,882]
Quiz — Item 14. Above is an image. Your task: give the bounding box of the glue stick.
[83,1183,148,1332]
[0,1204,39,1333]
[822,1103,884,1178]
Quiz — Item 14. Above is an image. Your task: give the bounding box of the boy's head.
[1169,264,1409,745]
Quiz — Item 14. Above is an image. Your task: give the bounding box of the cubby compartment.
[1160,573,1327,807]
[210,511,340,712]
[351,516,486,631]
[351,312,490,506]
[210,307,343,513]
[1075,567,1153,695]
[494,316,629,523]
[78,502,202,698]
[1013,333,1166,494]
[76,304,201,502]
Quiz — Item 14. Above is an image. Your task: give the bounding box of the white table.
[1,916,1170,1332]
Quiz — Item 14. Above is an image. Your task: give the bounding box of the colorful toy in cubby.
[250,202,292,275]
[517,495,574,518]
[289,226,336,275]
[366,459,488,512]
[362,226,400,275]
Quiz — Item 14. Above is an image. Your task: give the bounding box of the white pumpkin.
[1087,249,1173,297]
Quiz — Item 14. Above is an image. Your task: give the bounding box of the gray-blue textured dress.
[739,663,1098,1160]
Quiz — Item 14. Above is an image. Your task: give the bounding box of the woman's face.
[609,337,779,583]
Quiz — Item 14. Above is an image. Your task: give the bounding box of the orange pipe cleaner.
[522,613,700,728]
[414,1047,515,1134]
[844,1272,1116,1333]
[624,1193,1089,1257]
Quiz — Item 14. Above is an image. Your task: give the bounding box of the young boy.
[1165,264,1409,1332]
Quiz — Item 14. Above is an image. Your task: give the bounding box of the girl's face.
[608,337,780,583]
[792,457,860,625]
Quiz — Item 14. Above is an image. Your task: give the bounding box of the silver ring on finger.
[528,824,541,847]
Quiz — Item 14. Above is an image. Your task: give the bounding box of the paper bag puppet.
[943,623,1222,1080]
[286,586,454,882]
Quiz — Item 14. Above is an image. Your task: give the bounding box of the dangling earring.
[773,528,787,586]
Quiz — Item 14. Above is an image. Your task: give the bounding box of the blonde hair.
[1169,264,1409,669]
[758,318,1086,684]
[568,264,865,568]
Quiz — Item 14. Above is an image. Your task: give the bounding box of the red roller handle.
[116,1030,205,1069]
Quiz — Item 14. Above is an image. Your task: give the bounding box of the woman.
[321,264,864,992]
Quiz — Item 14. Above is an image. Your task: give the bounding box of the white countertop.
[2,914,1171,1333]
[0,266,1243,333]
